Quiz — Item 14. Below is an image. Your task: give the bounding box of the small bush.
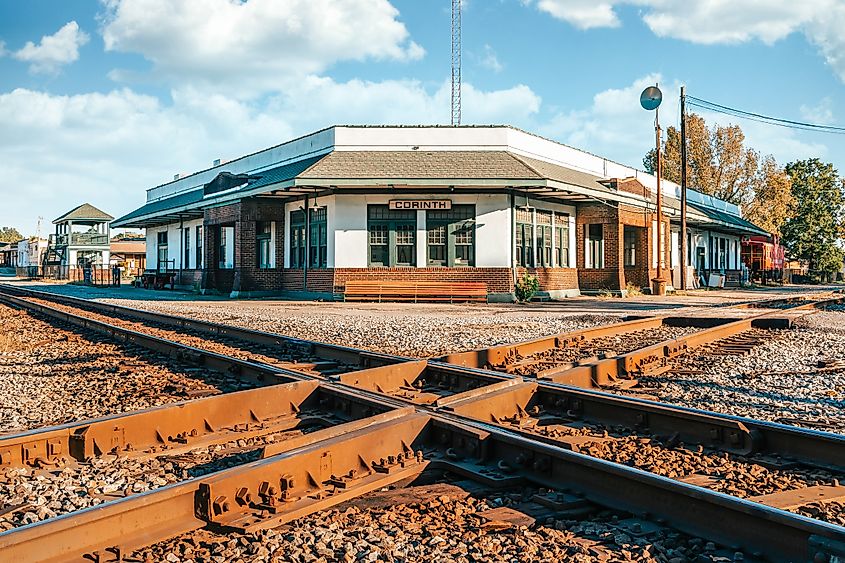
[514,273,540,302]
[596,288,614,299]
[625,283,642,297]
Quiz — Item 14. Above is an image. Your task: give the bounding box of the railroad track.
[0,285,843,562]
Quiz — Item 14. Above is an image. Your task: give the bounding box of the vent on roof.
[213,158,227,167]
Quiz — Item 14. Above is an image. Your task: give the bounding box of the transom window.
[368,205,416,267]
[427,204,475,267]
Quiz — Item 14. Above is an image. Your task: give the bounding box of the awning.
[687,202,768,237]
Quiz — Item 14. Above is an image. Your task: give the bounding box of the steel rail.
[2,411,843,562]
[0,283,406,369]
[2,285,845,561]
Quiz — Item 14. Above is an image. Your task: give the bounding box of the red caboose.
[741,235,785,283]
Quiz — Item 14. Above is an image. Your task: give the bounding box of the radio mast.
[451,0,461,125]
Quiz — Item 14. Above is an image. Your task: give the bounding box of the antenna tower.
[451,0,461,125]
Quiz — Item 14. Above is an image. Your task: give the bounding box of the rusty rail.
[2,284,845,562]
[2,411,844,562]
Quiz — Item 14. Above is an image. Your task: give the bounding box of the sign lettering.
[388,200,452,211]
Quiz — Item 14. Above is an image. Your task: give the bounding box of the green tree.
[781,159,845,278]
[744,156,795,237]
[0,227,23,242]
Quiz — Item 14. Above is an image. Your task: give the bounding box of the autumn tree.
[644,113,796,235]
[644,113,760,206]
[781,159,845,277]
[0,227,23,242]
[743,157,794,237]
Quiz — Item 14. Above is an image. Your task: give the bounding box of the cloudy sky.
[1,0,844,236]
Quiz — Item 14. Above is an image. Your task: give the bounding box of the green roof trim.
[112,155,325,228]
[688,202,768,236]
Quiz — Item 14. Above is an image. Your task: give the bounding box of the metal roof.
[687,202,768,236]
[54,203,114,224]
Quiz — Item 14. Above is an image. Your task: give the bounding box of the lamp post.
[640,84,666,296]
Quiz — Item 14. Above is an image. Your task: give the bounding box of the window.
[555,220,570,268]
[427,205,475,267]
[196,226,203,270]
[257,221,272,269]
[157,231,168,271]
[183,227,191,269]
[218,226,233,269]
[368,205,416,267]
[309,208,327,268]
[623,226,637,267]
[586,224,604,269]
[536,211,552,267]
[515,208,534,267]
[289,210,306,268]
[719,238,727,269]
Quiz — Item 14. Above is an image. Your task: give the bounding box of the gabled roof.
[298,151,542,180]
[54,203,114,224]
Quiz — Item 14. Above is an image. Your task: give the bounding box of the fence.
[15,265,119,286]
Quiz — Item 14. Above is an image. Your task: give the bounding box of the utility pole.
[451,0,461,125]
[680,85,688,291]
[640,84,666,295]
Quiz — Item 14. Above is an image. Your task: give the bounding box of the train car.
[741,235,785,284]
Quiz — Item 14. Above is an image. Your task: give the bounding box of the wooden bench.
[343,280,488,303]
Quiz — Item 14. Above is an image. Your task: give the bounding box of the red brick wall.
[516,267,579,290]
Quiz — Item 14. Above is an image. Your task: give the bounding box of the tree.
[0,227,23,242]
[781,159,845,277]
[644,113,761,207]
[744,156,795,237]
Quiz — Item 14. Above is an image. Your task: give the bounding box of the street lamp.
[640,84,667,296]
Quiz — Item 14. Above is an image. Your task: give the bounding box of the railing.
[17,265,122,286]
[49,233,110,246]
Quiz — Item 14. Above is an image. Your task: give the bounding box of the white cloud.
[0,78,540,235]
[12,21,89,74]
[800,97,835,125]
[100,0,424,94]
[479,44,504,73]
[0,41,7,57]
[534,0,623,29]
[527,1,845,82]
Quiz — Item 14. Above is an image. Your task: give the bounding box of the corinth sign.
[388,200,452,211]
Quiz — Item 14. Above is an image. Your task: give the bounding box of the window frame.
[289,210,306,269]
[195,225,203,270]
[309,208,328,269]
[183,227,191,269]
[426,204,476,267]
[367,205,417,267]
[623,226,637,267]
[586,224,604,269]
[515,208,534,268]
[256,221,272,269]
[156,231,168,270]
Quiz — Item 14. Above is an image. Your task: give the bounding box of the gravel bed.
[507,326,700,375]
[102,299,620,358]
[0,304,251,433]
[0,429,303,531]
[131,484,737,563]
[630,312,845,431]
[25,297,357,376]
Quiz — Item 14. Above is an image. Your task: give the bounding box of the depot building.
[112,125,768,301]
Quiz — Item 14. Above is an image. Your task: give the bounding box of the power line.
[686,95,845,135]
[450,0,461,126]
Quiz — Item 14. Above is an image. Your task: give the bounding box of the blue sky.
[1,0,844,236]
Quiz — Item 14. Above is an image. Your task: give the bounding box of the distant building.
[113,125,769,300]
[16,237,49,276]
[0,241,17,268]
[110,237,147,275]
[45,203,114,270]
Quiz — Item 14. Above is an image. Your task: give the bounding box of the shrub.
[625,283,642,297]
[514,273,540,302]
